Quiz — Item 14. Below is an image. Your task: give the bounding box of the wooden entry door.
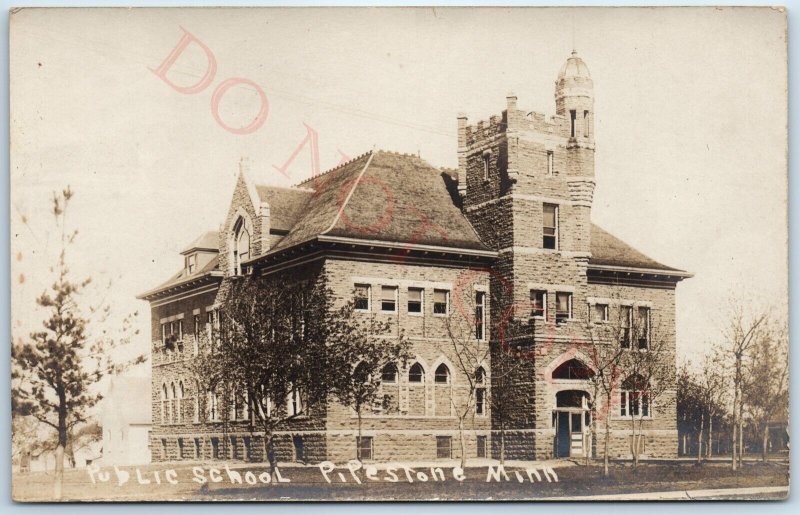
[555,410,586,458]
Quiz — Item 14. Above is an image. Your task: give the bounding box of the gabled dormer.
[180,231,220,276]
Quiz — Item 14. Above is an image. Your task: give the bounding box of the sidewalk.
[538,485,789,501]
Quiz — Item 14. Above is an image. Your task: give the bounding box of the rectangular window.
[637,307,651,349]
[570,109,577,138]
[161,439,167,460]
[531,290,547,318]
[194,438,201,459]
[288,388,304,416]
[584,110,590,139]
[357,436,373,461]
[620,391,627,417]
[433,289,449,316]
[193,315,200,355]
[476,387,486,416]
[436,436,452,459]
[621,306,633,349]
[187,254,197,274]
[177,320,183,341]
[476,435,487,458]
[543,204,558,250]
[555,292,572,323]
[161,323,167,345]
[381,285,397,312]
[593,303,609,322]
[407,287,423,314]
[293,435,305,462]
[211,437,220,459]
[177,438,184,460]
[482,152,490,181]
[475,291,486,340]
[354,284,371,311]
[547,150,554,176]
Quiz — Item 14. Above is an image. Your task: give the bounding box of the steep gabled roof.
[589,224,688,274]
[136,252,221,300]
[255,185,313,232]
[266,151,489,254]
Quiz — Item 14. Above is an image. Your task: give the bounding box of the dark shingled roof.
[180,230,219,254]
[255,185,313,232]
[137,254,221,299]
[589,224,685,273]
[269,151,489,253]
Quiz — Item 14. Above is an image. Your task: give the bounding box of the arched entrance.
[553,389,591,458]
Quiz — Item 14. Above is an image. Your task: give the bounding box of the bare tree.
[720,302,767,470]
[743,318,788,462]
[585,310,627,477]
[442,288,492,469]
[11,187,145,499]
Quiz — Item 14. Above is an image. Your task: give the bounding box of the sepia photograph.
[8,6,790,502]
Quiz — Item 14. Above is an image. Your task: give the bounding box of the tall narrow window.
[408,363,424,383]
[354,284,371,311]
[357,436,373,461]
[408,287,423,314]
[570,109,577,138]
[476,435,487,458]
[475,367,486,416]
[475,291,486,340]
[233,217,250,276]
[621,306,633,349]
[381,285,397,312]
[555,292,572,323]
[186,254,197,274]
[637,307,651,349]
[433,289,449,316]
[531,290,547,318]
[482,152,490,181]
[435,364,451,384]
[547,150,554,176]
[436,436,452,459]
[584,110,590,138]
[543,204,558,250]
[287,387,304,416]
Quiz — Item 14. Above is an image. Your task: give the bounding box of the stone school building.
[138,51,691,464]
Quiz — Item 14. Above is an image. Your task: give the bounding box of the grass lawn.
[12,459,789,502]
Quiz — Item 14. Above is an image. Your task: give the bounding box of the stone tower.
[459,51,597,459]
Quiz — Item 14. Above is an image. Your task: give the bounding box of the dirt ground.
[12,459,789,502]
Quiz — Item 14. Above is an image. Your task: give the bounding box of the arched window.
[354,361,372,384]
[160,384,167,424]
[434,363,451,384]
[232,217,250,276]
[178,381,185,423]
[381,363,398,383]
[552,358,594,380]
[408,363,425,383]
[475,366,486,384]
[193,381,201,423]
[170,383,177,424]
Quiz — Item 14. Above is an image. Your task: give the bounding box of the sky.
[10,6,788,372]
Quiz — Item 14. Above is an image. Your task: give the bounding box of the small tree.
[720,301,767,470]
[329,301,411,460]
[620,315,675,468]
[585,311,627,477]
[743,318,788,462]
[11,187,144,499]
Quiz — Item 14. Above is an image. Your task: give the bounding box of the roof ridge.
[255,183,315,193]
[320,148,377,235]
[294,150,373,187]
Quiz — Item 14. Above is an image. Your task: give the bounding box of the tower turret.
[555,50,594,143]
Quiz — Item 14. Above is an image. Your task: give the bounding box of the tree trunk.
[731,357,741,471]
[356,410,362,461]
[458,416,467,470]
[707,418,713,458]
[603,393,611,477]
[738,416,744,468]
[762,423,769,463]
[53,444,64,500]
[697,411,704,463]
[631,414,638,467]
